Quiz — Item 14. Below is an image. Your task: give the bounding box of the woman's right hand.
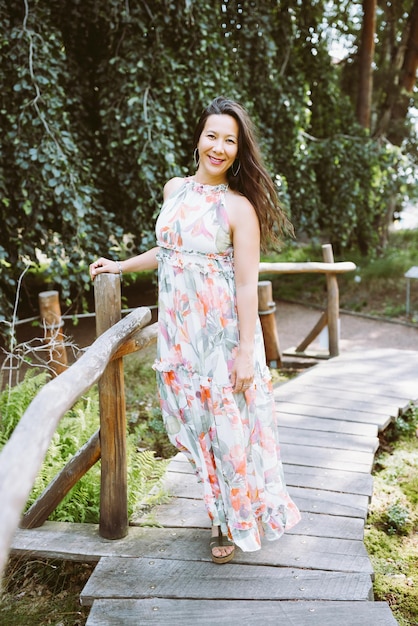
[89,257,120,281]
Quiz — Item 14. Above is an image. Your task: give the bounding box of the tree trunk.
[400,1,418,92]
[356,0,376,129]
[374,0,418,142]
[386,0,418,144]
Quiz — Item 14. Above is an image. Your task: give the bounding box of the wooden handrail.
[259,244,356,359]
[0,305,152,580]
[0,244,355,583]
[259,260,356,274]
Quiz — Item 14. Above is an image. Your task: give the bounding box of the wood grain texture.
[276,400,393,430]
[259,261,356,274]
[80,556,373,605]
[95,273,128,539]
[9,346,418,625]
[86,599,398,626]
[134,497,365,540]
[0,305,151,578]
[277,412,378,437]
[11,524,373,573]
[278,425,379,452]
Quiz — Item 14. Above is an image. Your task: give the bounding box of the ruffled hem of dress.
[227,502,301,552]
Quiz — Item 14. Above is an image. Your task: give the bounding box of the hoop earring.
[231,160,241,176]
[193,148,200,168]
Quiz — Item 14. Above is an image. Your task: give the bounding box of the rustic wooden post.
[38,291,68,375]
[322,244,339,357]
[258,280,282,367]
[94,273,128,539]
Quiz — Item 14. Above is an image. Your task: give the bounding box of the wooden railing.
[0,243,354,581]
[259,243,356,363]
[0,273,158,580]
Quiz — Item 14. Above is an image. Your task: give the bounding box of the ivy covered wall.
[0,0,415,321]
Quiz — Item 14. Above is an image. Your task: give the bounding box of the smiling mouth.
[209,156,224,165]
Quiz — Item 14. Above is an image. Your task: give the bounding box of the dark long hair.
[193,96,293,250]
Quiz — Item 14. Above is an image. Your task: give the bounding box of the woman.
[90,96,300,564]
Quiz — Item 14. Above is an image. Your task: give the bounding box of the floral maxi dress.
[154,178,301,552]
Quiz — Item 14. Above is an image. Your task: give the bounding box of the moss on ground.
[364,404,418,626]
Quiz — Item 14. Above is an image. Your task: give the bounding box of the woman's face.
[196,114,239,182]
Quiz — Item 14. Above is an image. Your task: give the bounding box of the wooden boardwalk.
[11,348,418,625]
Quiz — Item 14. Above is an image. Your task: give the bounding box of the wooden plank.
[240,533,373,574]
[288,486,369,518]
[291,374,415,402]
[166,454,195,474]
[259,260,357,274]
[278,426,379,453]
[304,350,418,391]
[287,512,364,540]
[278,353,418,398]
[276,388,400,417]
[159,470,200,498]
[281,442,375,473]
[135,497,365,541]
[277,412,378,438]
[282,381,410,408]
[11,524,373,573]
[283,347,329,360]
[320,347,418,370]
[87,599,398,626]
[156,467,373,504]
[139,482,369,523]
[165,455,375,496]
[276,401,393,430]
[80,556,373,606]
[282,464,374,496]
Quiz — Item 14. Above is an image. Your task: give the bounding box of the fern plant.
[0,369,50,444]
[0,370,168,523]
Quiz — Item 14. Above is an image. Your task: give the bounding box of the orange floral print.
[153,178,301,552]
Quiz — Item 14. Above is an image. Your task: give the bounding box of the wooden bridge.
[10,347,418,625]
[1,246,417,624]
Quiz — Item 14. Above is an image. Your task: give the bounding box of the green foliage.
[383,502,412,536]
[124,346,177,459]
[1,1,417,323]
[0,369,50,444]
[0,370,168,523]
[383,402,418,443]
[262,228,418,320]
[365,401,418,625]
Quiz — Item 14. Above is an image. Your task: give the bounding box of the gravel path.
[275,301,418,355]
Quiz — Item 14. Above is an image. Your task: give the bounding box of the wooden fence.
[259,243,356,363]
[0,273,158,580]
[0,244,355,582]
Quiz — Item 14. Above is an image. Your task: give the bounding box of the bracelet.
[115,260,123,282]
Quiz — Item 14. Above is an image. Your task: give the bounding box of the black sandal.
[209,526,235,564]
